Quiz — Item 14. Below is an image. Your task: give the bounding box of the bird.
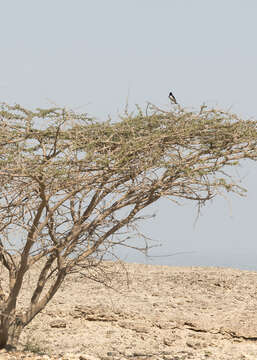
[168,91,177,104]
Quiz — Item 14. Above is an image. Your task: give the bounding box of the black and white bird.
[168,91,177,105]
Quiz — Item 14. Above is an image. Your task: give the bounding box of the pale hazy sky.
[1,1,257,270]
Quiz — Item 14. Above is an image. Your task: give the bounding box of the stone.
[73,305,117,322]
[163,336,176,346]
[118,320,150,333]
[79,355,100,360]
[50,319,67,328]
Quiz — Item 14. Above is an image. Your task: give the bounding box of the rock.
[163,336,176,346]
[155,320,176,329]
[73,305,117,322]
[186,340,202,349]
[118,320,150,333]
[50,319,67,328]
[79,355,100,360]
[106,351,119,356]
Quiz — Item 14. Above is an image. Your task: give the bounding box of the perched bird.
[168,91,177,104]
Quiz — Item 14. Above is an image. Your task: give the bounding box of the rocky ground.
[1,261,257,360]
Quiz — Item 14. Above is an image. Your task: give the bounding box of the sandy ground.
[1,261,257,360]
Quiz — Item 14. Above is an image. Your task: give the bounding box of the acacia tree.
[0,102,256,349]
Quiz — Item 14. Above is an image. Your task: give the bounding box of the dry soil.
[1,261,257,360]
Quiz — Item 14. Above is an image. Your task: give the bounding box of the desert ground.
[1,261,257,360]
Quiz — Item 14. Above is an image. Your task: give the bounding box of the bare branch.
[0,102,256,348]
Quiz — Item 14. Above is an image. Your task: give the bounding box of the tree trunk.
[0,316,24,350]
[0,325,8,349]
